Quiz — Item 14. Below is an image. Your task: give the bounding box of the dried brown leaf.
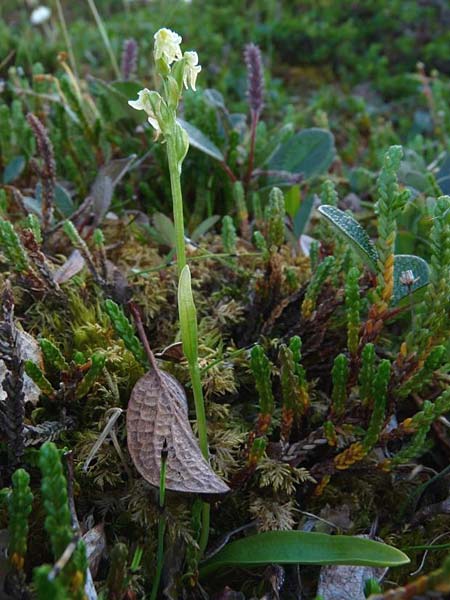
[127,369,229,494]
[53,249,85,284]
[76,156,135,234]
[0,330,43,406]
[82,523,106,578]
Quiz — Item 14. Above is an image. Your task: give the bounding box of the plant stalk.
[150,441,168,600]
[166,133,187,275]
[85,0,120,79]
[54,0,78,79]
[167,126,211,554]
[189,363,210,555]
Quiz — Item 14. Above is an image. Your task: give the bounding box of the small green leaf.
[152,212,176,247]
[294,193,315,237]
[200,531,410,577]
[54,184,74,217]
[177,118,224,163]
[3,156,25,184]
[285,185,301,218]
[392,254,430,304]
[268,128,335,179]
[190,215,220,242]
[318,205,379,268]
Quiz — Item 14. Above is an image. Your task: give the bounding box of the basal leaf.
[393,254,430,305]
[200,531,409,577]
[127,367,229,494]
[318,204,379,268]
[177,118,224,163]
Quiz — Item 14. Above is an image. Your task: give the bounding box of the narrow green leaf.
[318,205,379,268]
[392,254,430,305]
[178,265,198,365]
[191,215,220,242]
[200,531,410,577]
[177,118,224,163]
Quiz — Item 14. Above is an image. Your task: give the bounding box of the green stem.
[166,133,187,276]
[150,510,166,600]
[85,0,120,79]
[189,363,208,460]
[54,0,78,79]
[189,363,210,556]
[199,503,211,557]
[165,116,209,557]
[150,442,168,600]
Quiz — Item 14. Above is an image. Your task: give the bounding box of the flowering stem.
[150,440,168,600]
[85,0,120,79]
[55,0,78,79]
[166,133,187,276]
[190,363,208,459]
[189,362,211,555]
[164,107,211,558]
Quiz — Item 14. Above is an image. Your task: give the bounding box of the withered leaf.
[0,330,43,406]
[127,368,229,494]
[85,156,136,232]
[82,523,106,579]
[53,249,85,284]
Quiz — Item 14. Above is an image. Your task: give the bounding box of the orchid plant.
[128,28,213,554]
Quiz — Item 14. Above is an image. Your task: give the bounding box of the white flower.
[182,51,201,91]
[128,88,161,134]
[154,28,182,66]
[30,5,51,25]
